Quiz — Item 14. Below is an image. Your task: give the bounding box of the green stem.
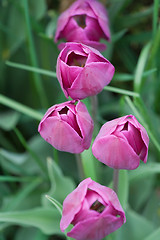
[113,169,119,194]
[75,154,85,181]
[90,95,99,137]
[23,0,48,108]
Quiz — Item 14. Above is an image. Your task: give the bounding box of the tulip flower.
[55,0,110,51]
[92,115,149,170]
[60,178,126,240]
[56,42,115,100]
[38,100,93,154]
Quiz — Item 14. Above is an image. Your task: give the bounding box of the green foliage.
[0,0,160,239]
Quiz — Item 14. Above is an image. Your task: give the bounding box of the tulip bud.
[55,0,110,51]
[56,42,115,100]
[38,100,94,154]
[60,178,126,240]
[92,115,149,170]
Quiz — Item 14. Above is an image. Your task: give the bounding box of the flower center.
[67,52,87,67]
[74,14,86,29]
[90,200,106,213]
[59,106,69,115]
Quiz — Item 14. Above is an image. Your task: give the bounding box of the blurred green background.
[0,0,160,239]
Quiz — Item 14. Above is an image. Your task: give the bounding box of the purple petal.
[68,61,115,99]
[68,213,124,240]
[92,134,140,170]
[60,178,92,231]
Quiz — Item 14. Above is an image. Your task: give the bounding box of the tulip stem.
[113,169,119,194]
[90,95,99,137]
[75,154,85,180]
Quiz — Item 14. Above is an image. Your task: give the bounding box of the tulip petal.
[60,178,92,231]
[68,61,115,99]
[68,213,124,240]
[76,101,94,148]
[92,134,140,169]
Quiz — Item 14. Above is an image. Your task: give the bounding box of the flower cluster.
[38,0,149,239]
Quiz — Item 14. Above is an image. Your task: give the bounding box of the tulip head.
[57,42,115,100]
[92,115,149,170]
[60,178,126,240]
[38,100,94,154]
[55,0,110,51]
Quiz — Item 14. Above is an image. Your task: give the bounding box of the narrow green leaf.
[153,0,159,38]
[117,209,155,240]
[144,227,160,240]
[0,111,20,131]
[42,157,75,206]
[0,208,61,235]
[113,69,157,82]
[112,29,127,42]
[134,42,151,93]
[104,86,140,97]
[0,176,36,182]
[6,61,57,78]
[45,195,62,215]
[2,178,42,211]
[0,94,43,120]
[113,73,134,82]
[22,0,48,108]
[129,163,160,182]
[14,128,47,175]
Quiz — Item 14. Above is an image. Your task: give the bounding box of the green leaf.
[2,178,42,211]
[104,86,140,97]
[152,0,159,38]
[112,29,127,42]
[129,163,160,182]
[134,42,151,93]
[0,207,61,235]
[45,195,62,215]
[144,227,160,240]
[15,228,48,240]
[42,158,75,205]
[0,111,20,131]
[0,94,43,120]
[116,209,155,240]
[6,61,57,78]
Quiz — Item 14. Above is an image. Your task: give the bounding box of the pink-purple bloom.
[60,178,126,240]
[55,0,110,51]
[92,115,149,170]
[56,42,115,100]
[38,100,93,154]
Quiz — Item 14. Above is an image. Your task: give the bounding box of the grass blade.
[45,195,62,215]
[22,0,48,108]
[0,94,43,121]
[104,86,140,97]
[134,42,151,93]
[6,61,57,78]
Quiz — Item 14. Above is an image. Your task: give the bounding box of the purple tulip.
[60,178,126,240]
[38,100,94,154]
[56,42,115,100]
[55,0,110,51]
[92,115,149,170]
